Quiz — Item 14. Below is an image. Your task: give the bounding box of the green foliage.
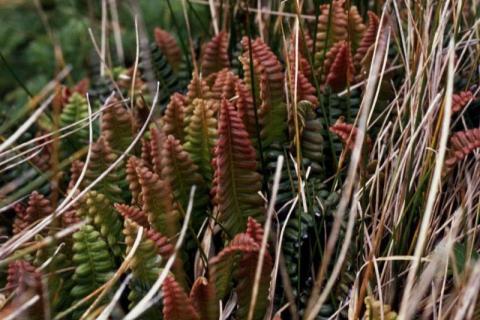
[60,92,89,152]
[70,225,115,317]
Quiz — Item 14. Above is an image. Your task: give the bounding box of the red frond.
[4,260,46,319]
[235,79,257,140]
[445,128,480,171]
[6,260,38,293]
[246,216,265,246]
[162,275,200,320]
[186,72,211,105]
[190,277,218,320]
[140,137,153,168]
[154,27,182,70]
[145,228,174,257]
[452,90,475,113]
[150,127,166,176]
[115,203,149,228]
[13,191,52,235]
[354,11,379,67]
[163,93,187,142]
[212,99,265,236]
[68,160,84,191]
[62,209,81,227]
[126,156,143,205]
[209,68,240,102]
[330,118,371,150]
[101,96,135,151]
[241,37,286,146]
[201,31,230,77]
[323,40,354,92]
[314,0,349,67]
[288,59,319,106]
[136,165,180,237]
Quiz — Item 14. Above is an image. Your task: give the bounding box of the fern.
[123,219,163,319]
[59,92,89,152]
[212,99,265,237]
[136,165,181,238]
[161,135,208,229]
[154,27,182,71]
[76,191,124,257]
[241,37,287,148]
[70,225,115,318]
[162,92,187,142]
[162,275,200,320]
[81,137,123,203]
[12,191,52,235]
[101,96,136,152]
[183,98,217,184]
[201,31,230,77]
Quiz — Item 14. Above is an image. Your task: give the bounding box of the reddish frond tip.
[162,275,200,320]
[452,90,475,113]
[114,203,149,228]
[324,41,355,92]
[445,128,480,171]
[145,228,174,257]
[154,27,182,69]
[201,31,230,77]
[354,11,380,66]
[68,160,85,191]
[13,191,52,235]
[163,93,187,142]
[6,260,40,293]
[150,126,167,176]
[126,156,144,205]
[209,68,240,102]
[329,119,371,150]
[246,217,265,246]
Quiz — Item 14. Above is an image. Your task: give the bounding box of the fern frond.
[5,260,46,319]
[76,191,124,256]
[162,93,187,142]
[329,118,371,151]
[115,204,149,228]
[161,135,208,229]
[241,37,287,148]
[452,90,475,113]
[186,72,211,105]
[299,101,325,175]
[323,41,354,92]
[184,98,217,184]
[354,11,379,67]
[68,160,84,191]
[347,5,366,51]
[209,68,239,102]
[147,43,180,105]
[123,219,163,318]
[140,137,153,169]
[136,165,181,238]
[190,277,218,320]
[235,79,258,143]
[445,128,480,171]
[126,156,144,205]
[163,275,200,320]
[313,0,349,69]
[154,27,182,71]
[201,31,230,77]
[13,191,52,235]
[81,137,122,202]
[70,225,115,316]
[59,92,89,151]
[150,126,166,176]
[287,60,318,107]
[212,99,265,237]
[101,96,136,152]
